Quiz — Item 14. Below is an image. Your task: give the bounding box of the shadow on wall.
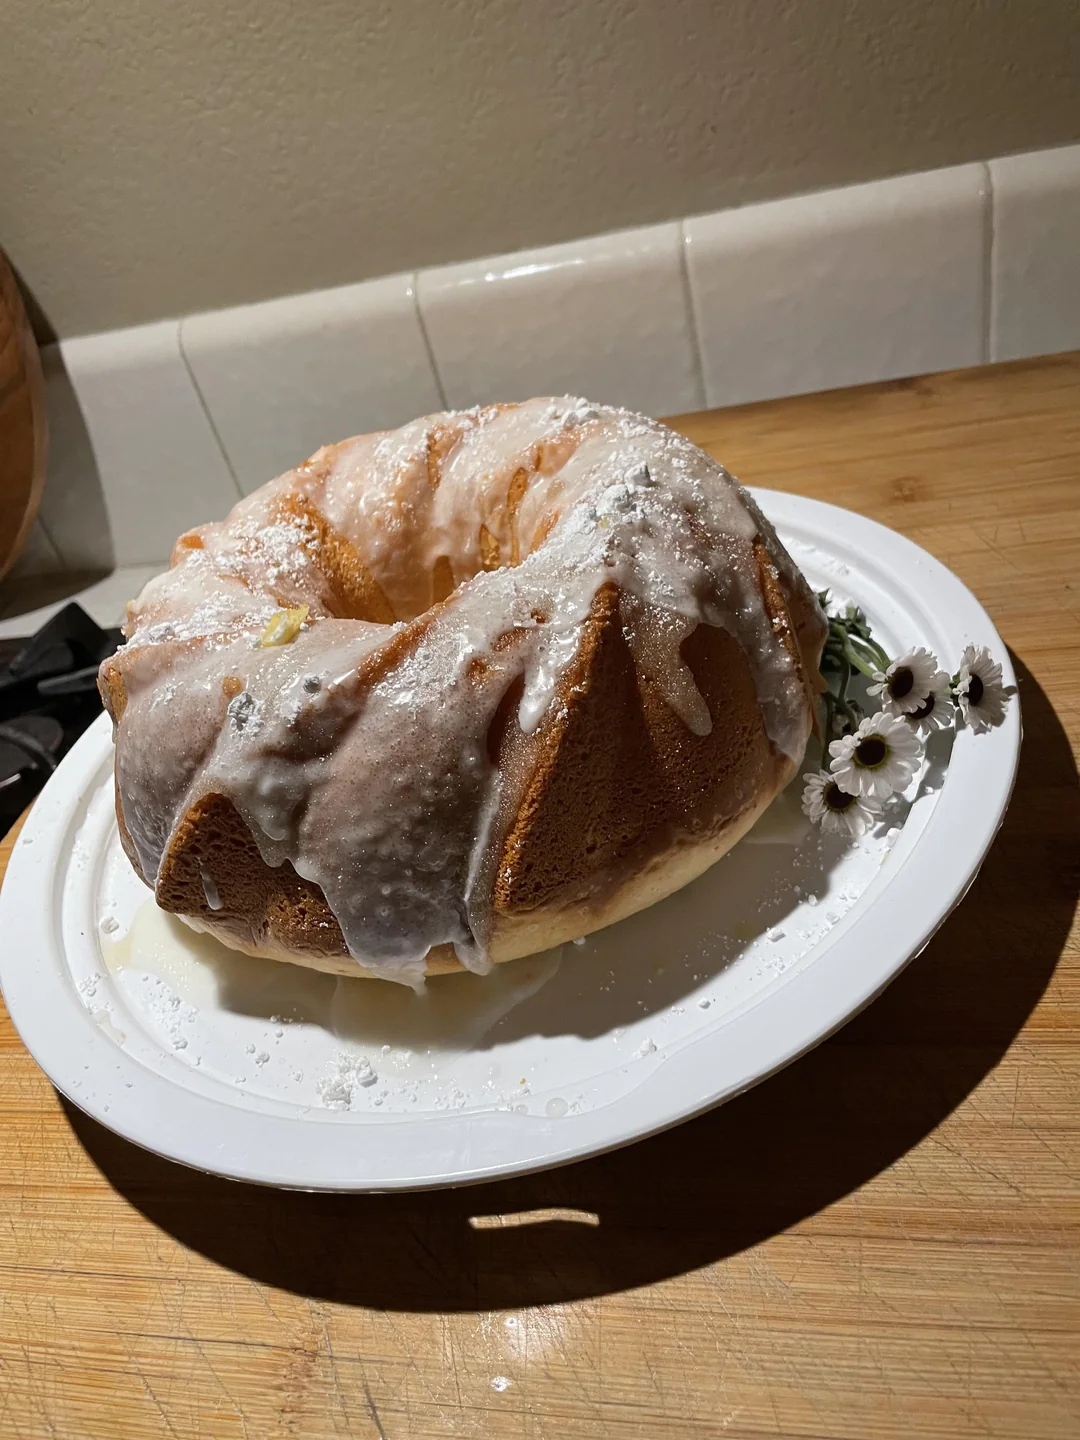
[2,264,114,596]
[63,655,1078,1312]
[32,347,115,579]
[9,257,58,349]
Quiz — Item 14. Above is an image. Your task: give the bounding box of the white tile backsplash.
[19,146,1076,590]
[417,224,705,417]
[684,164,989,408]
[38,322,241,570]
[990,145,1080,363]
[181,274,445,495]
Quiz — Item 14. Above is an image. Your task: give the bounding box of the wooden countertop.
[2,354,1078,1439]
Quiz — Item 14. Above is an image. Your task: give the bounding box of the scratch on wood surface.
[971,523,1027,577]
[928,1134,1026,1197]
[0,1355,31,1440]
[379,1309,445,1413]
[249,1281,283,1324]
[444,1313,465,1414]
[131,1357,183,1440]
[361,1378,388,1440]
[321,1322,358,1438]
[188,1334,251,1440]
[130,1330,283,1354]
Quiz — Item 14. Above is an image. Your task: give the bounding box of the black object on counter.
[0,603,121,832]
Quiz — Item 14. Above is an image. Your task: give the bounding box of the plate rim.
[0,491,1021,1191]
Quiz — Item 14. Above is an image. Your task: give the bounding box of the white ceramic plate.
[0,492,1020,1191]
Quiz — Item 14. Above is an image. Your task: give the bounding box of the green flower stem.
[840,638,878,680]
[818,590,892,738]
[821,634,861,738]
[835,627,889,673]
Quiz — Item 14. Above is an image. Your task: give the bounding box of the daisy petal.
[802,769,881,837]
[955,645,1013,733]
[828,710,923,800]
[876,647,946,716]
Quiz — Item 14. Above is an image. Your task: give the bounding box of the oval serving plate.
[0,492,1020,1190]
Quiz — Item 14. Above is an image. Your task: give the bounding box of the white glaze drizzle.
[110,399,820,985]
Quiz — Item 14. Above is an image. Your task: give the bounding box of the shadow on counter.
[63,654,1078,1312]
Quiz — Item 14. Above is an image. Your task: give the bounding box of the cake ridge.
[101,398,826,986]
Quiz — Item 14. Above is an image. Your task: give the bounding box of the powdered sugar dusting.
[316,1052,379,1110]
[107,398,822,985]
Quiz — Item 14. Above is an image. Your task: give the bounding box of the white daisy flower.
[828,710,922,801]
[955,645,1012,733]
[867,647,944,715]
[906,673,955,732]
[802,770,881,838]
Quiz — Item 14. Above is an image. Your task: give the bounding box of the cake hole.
[486,675,524,764]
[491,628,522,655]
[424,424,457,489]
[479,524,501,571]
[507,466,530,565]
[431,555,455,604]
[530,512,558,552]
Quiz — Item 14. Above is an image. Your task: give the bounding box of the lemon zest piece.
[259,605,309,647]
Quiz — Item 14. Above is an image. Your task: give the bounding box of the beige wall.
[4,0,1079,339]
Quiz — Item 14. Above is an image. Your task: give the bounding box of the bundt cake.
[99,398,826,987]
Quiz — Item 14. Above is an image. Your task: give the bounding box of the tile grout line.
[411,273,450,411]
[677,219,709,412]
[981,161,995,366]
[176,317,246,501]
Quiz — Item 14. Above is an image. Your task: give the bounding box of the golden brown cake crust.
[101,400,826,981]
[141,547,819,975]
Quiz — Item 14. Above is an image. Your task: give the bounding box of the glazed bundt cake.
[99,399,826,987]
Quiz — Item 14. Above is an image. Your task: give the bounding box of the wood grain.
[1,355,1078,1438]
[0,249,47,583]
